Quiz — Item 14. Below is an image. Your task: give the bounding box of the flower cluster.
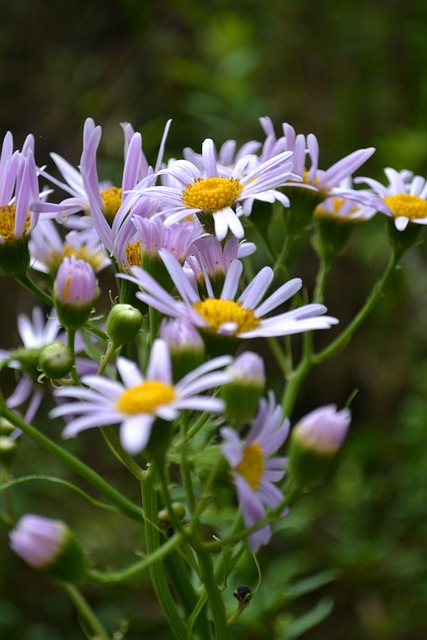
[2,113,416,639]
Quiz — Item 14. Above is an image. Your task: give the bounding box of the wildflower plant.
[0,115,418,639]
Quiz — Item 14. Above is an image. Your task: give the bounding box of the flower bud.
[38,342,74,379]
[53,256,99,330]
[0,418,15,436]
[9,514,86,582]
[106,304,143,347]
[288,405,351,488]
[157,502,186,526]
[0,436,18,467]
[221,352,265,425]
[160,318,205,381]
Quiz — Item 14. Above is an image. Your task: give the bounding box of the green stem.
[97,341,117,376]
[100,426,145,480]
[141,466,187,640]
[86,532,182,584]
[66,329,80,385]
[281,331,313,418]
[196,548,229,639]
[313,249,400,365]
[62,583,110,640]
[16,273,53,306]
[0,407,143,524]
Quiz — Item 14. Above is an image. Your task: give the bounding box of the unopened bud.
[157,502,186,526]
[221,352,266,425]
[289,405,351,487]
[106,304,143,346]
[160,318,205,380]
[9,514,86,582]
[53,256,99,329]
[38,342,74,379]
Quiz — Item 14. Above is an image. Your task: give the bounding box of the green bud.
[38,342,74,379]
[106,304,143,346]
[158,502,186,526]
[0,418,16,436]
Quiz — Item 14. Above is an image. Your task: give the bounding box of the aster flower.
[349,167,427,231]
[32,118,171,247]
[134,138,298,241]
[0,138,40,246]
[314,178,377,223]
[113,214,203,272]
[0,307,62,423]
[50,339,232,455]
[220,392,289,552]
[29,218,110,276]
[120,249,338,340]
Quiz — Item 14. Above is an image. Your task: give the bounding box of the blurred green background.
[2,1,427,638]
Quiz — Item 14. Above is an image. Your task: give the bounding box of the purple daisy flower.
[132,138,297,241]
[220,392,289,552]
[120,249,338,339]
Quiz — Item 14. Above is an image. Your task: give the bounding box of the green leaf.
[279,596,335,640]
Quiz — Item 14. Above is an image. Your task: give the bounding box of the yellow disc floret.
[125,242,142,268]
[193,298,260,335]
[182,177,243,213]
[236,443,264,490]
[48,244,105,272]
[383,193,427,220]
[116,380,177,414]
[100,187,122,221]
[0,205,30,243]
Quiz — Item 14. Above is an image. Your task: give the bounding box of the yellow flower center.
[100,187,122,221]
[236,443,264,490]
[182,177,243,212]
[315,197,359,221]
[383,193,427,220]
[125,241,142,268]
[193,298,260,335]
[0,204,30,243]
[116,380,177,414]
[48,244,105,272]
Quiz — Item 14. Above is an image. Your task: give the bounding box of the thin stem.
[16,273,53,306]
[86,533,182,584]
[97,341,117,376]
[66,329,80,385]
[100,426,145,480]
[62,583,110,640]
[0,407,143,524]
[141,465,187,640]
[313,249,400,365]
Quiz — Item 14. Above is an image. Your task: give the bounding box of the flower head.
[220,393,289,551]
[51,339,231,455]
[53,256,99,329]
[120,250,338,341]
[350,168,427,231]
[0,307,62,424]
[134,138,297,240]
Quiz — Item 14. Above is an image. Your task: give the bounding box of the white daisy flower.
[50,339,231,455]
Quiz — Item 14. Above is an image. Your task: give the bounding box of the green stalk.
[313,249,400,365]
[62,583,110,640]
[141,466,187,640]
[0,407,143,524]
[87,533,182,583]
